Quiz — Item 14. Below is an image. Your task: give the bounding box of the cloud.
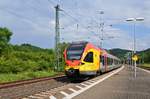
[0,0,149,50]
[0,0,55,48]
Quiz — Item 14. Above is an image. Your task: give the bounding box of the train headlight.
[79,62,85,65]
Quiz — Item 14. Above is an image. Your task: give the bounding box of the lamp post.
[126,17,144,78]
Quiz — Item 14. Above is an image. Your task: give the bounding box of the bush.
[0,57,39,73]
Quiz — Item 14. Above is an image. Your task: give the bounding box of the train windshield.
[67,44,85,60]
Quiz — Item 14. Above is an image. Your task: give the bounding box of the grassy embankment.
[0,44,65,83]
[138,63,150,70]
[0,71,57,83]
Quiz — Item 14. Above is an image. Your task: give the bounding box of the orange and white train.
[63,41,121,78]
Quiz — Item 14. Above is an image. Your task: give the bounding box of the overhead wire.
[0,8,34,23]
[47,0,96,31]
[47,0,106,42]
[61,9,99,35]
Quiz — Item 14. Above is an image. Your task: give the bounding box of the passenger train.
[63,41,121,79]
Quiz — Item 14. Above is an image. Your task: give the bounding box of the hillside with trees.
[108,48,131,60]
[138,48,150,63]
[109,48,150,64]
[0,27,66,83]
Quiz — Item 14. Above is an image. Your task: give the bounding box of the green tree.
[0,27,12,55]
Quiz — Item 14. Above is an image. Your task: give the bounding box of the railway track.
[22,66,124,99]
[0,74,66,89]
[0,67,123,99]
[0,74,70,99]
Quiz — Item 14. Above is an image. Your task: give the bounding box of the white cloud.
[0,0,150,50]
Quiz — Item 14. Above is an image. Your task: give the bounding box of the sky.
[0,0,150,51]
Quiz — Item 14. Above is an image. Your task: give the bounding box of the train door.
[100,55,105,73]
[93,51,100,72]
[104,56,107,72]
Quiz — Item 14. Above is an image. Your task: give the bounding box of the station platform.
[74,65,150,99]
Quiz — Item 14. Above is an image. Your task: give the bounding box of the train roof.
[67,41,87,47]
[68,41,100,50]
[102,49,120,60]
[70,41,88,45]
[107,53,120,60]
[68,41,120,60]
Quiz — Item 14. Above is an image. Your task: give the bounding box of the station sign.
[132,55,138,61]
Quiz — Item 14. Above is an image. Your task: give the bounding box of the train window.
[115,60,117,64]
[107,58,113,65]
[67,44,85,60]
[108,58,110,65]
[84,52,93,63]
[107,58,109,65]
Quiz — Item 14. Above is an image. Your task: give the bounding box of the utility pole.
[99,11,104,48]
[133,22,137,78]
[55,4,61,71]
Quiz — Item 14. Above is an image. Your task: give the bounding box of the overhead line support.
[55,4,62,71]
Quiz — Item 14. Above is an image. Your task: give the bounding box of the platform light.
[126,18,135,21]
[136,17,144,21]
[126,17,144,78]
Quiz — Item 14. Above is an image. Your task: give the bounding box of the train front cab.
[65,44,101,78]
